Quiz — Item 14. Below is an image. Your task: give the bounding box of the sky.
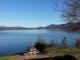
[0,0,64,27]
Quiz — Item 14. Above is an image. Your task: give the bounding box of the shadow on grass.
[29,55,76,60]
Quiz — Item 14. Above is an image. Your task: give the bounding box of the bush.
[76,38,80,48]
[61,37,68,48]
[34,36,48,53]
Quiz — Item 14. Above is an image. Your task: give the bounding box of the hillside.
[45,22,80,30]
[0,22,80,30]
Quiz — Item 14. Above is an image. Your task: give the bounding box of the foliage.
[54,0,80,30]
[34,36,48,53]
[61,0,80,23]
[34,36,80,56]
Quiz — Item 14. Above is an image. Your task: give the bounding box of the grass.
[44,47,80,60]
[0,48,80,60]
[45,47,80,55]
[56,48,80,55]
[0,56,10,60]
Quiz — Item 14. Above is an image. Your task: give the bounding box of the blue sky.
[0,0,64,27]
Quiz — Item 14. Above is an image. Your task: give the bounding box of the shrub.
[61,37,68,48]
[34,36,48,53]
[76,38,80,48]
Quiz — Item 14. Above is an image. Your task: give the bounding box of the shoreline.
[0,48,80,60]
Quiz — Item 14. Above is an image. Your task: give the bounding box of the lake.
[0,29,80,56]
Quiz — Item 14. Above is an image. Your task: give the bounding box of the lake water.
[0,29,80,56]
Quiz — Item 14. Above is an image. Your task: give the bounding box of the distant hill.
[45,24,69,29]
[0,22,80,30]
[45,22,80,30]
[0,27,27,30]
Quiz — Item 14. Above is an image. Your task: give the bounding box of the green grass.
[0,48,80,60]
[44,47,80,60]
[0,56,10,60]
[44,47,80,55]
[56,48,80,55]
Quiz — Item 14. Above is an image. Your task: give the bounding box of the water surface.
[0,29,80,56]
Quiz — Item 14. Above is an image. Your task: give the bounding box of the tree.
[54,0,80,30]
[34,36,48,53]
[54,0,80,22]
[76,38,80,48]
[62,0,80,23]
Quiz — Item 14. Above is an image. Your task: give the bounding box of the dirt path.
[9,55,50,60]
[8,54,80,60]
[9,55,26,60]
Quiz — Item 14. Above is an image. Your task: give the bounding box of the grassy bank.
[45,47,80,55]
[44,47,80,60]
[0,56,10,60]
[0,48,80,60]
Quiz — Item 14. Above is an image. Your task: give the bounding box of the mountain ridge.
[0,22,80,30]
